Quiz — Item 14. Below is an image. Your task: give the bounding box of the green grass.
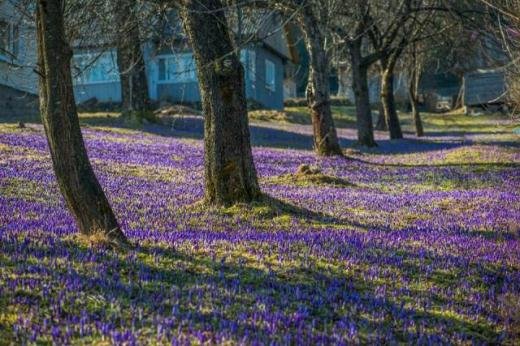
[4,103,519,137]
[281,106,358,127]
[1,104,518,343]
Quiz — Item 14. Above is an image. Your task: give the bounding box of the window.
[240,50,256,83]
[248,51,256,83]
[0,21,19,61]
[73,51,120,84]
[158,53,196,83]
[265,59,276,91]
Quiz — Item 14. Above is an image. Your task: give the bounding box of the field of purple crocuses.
[1,111,519,344]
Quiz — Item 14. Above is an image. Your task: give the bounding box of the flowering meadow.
[0,112,519,344]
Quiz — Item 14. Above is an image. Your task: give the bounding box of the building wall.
[74,82,122,103]
[72,48,122,103]
[0,84,39,118]
[156,82,201,104]
[245,46,284,110]
[464,69,506,106]
[0,1,38,96]
[146,44,285,110]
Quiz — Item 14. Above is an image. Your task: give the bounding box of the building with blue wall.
[72,13,293,111]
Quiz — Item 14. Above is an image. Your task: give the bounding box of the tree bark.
[115,0,150,117]
[380,67,403,139]
[336,65,350,99]
[180,0,260,206]
[408,43,424,137]
[349,40,377,147]
[409,66,424,137]
[298,9,342,156]
[36,0,127,244]
[375,102,387,131]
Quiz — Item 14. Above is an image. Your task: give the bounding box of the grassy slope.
[0,107,519,343]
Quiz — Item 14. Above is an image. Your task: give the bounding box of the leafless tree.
[115,0,151,119]
[247,0,343,155]
[178,0,261,205]
[35,0,128,246]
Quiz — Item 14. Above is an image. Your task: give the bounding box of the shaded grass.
[1,105,519,343]
[0,229,509,344]
[277,106,358,128]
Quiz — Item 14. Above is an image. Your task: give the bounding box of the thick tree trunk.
[349,41,377,147]
[115,0,150,117]
[180,0,260,206]
[380,69,403,139]
[298,9,342,156]
[36,0,127,244]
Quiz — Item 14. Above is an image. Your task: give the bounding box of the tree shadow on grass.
[147,118,317,151]
[185,193,383,234]
[4,113,515,156]
[345,154,520,169]
[0,228,507,344]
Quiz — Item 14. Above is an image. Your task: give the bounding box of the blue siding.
[245,46,284,110]
[72,48,122,103]
[73,44,286,110]
[74,82,121,103]
[143,43,158,100]
[157,82,201,103]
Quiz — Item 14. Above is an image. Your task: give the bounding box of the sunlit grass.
[0,106,519,343]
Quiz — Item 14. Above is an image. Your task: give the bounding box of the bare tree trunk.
[380,68,403,139]
[375,62,387,131]
[36,0,127,245]
[115,0,150,118]
[409,66,424,136]
[375,101,387,131]
[349,40,377,147]
[336,65,350,98]
[180,0,260,206]
[298,9,342,156]
[408,42,424,137]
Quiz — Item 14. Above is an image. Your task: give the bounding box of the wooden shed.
[463,69,506,111]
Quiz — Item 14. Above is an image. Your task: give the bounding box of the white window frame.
[265,58,276,92]
[156,53,197,84]
[0,20,19,62]
[73,51,120,85]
